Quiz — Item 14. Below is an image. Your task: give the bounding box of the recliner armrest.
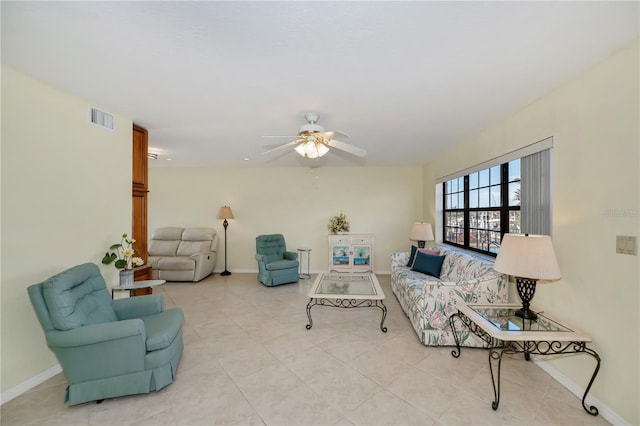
[114,294,163,320]
[46,319,146,348]
[255,254,268,262]
[284,251,297,261]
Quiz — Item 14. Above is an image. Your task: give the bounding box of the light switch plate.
[616,235,637,255]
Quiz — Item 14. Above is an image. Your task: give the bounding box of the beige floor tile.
[4,273,611,426]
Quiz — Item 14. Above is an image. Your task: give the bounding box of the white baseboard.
[1,364,62,405]
[534,359,630,425]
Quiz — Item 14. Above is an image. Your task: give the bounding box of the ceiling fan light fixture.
[295,140,329,159]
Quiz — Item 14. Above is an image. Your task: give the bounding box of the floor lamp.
[217,206,234,276]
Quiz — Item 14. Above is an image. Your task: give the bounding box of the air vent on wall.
[89,106,115,130]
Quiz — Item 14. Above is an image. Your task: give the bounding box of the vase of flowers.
[102,233,143,288]
[328,212,350,234]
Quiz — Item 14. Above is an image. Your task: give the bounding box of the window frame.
[442,162,520,256]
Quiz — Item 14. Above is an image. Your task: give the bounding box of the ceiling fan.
[263,113,366,159]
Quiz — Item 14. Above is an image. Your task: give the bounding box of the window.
[443,160,521,256]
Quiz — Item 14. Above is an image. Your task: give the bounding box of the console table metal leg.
[449,313,462,358]
[581,347,601,416]
[489,346,507,411]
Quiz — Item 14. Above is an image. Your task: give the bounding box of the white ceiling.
[2,1,638,168]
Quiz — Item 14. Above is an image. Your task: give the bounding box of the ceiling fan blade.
[262,139,302,155]
[327,139,367,157]
[317,130,350,139]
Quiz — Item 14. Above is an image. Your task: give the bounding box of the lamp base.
[515,278,538,321]
[514,307,538,321]
[221,270,231,276]
[417,241,426,248]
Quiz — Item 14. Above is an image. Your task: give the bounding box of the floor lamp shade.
[217,206,234,276]
[410,222,434,248]
[493,233,561,319]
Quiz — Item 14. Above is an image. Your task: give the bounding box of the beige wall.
[423,40,639,424]
[148,166,424,273]
[0,66,133,392]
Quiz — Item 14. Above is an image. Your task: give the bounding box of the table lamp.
[217,206,234,276]
[493,233,561,320]
[410,222,434,248]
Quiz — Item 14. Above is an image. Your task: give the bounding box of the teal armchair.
[255,234,299,286]
[27,262,184,406]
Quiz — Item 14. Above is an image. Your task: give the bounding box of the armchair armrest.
[114,294,163,320]
[46,320,147,383]
[46,319,145,348]
[284,251,297,261]
[255,254,268,262]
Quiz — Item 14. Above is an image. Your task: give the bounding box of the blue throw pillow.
[411,251,445,278]
[406,245,418,267]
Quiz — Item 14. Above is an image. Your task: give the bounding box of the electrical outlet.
[616,235,637,255]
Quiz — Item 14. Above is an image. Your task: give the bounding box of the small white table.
[111,279,165,298]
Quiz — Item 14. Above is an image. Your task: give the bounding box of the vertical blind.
[520,148,552,235]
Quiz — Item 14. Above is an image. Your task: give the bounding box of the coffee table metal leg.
[305,298,315,330]
[378,301,388,332]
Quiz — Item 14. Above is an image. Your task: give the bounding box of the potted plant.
[328,212,350,234]
[102,233,144,288]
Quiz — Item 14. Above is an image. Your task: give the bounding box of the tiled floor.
[2,273,610,426]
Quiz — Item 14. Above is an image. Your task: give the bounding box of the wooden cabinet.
[132,125,151,282]
[328,234,375,273]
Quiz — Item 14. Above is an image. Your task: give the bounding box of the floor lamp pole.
[221,219,231,276]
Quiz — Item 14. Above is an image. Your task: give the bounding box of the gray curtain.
[521,148,551,235]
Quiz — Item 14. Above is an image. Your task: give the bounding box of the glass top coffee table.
[305,272,387,332]
[449,303,600,416]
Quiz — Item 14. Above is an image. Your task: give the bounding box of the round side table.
[297,247,311,279]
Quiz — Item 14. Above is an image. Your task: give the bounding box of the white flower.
[102,232,143,270]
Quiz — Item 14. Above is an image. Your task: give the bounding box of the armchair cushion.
[43,264,117,330]
[265,259,298,271]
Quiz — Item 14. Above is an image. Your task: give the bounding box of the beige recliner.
[148,227,219,282]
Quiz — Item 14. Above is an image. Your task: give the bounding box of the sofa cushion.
[419,248,440,256]
[177,240,211,256]
[157,257,195,271]
[151,227,184,240]
[42,263,117,330]
[182,227,216,241]
[149,240,180,257]
[406,245,418,266]
[411,251,445,278]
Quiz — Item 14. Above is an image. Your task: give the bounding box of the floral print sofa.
[391,246,509,347]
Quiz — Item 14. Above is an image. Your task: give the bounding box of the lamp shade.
[493,234,561,280]
[217,206,234,220]
[410,222,434,242]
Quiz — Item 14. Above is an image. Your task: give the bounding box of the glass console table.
[449,303,601,416]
